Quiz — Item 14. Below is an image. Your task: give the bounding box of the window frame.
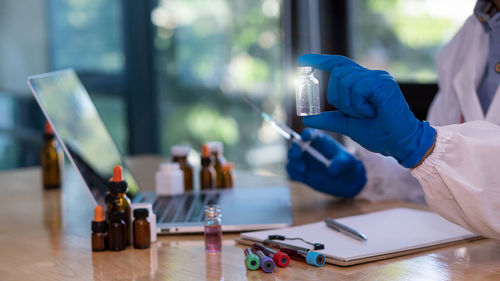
[46,0,159,155]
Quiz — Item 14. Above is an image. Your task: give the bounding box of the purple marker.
[255,249,275,273]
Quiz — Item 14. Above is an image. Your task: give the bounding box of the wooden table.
[1,156,499,281]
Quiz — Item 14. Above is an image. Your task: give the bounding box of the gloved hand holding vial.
[295,66,320,116]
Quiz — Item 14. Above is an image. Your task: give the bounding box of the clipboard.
[237,208,482,266]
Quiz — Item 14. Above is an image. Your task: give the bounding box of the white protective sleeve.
[411,120,500,239]
[353,86,454,204]
[353,146,425,203]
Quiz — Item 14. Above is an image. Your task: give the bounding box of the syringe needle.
[292,138,331,167]
[242,95,331,167]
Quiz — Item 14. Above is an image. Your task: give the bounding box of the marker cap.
[305,251,326,267]
[272,251,290,267]
[255,249,275,273]
[260,256,275,273]
[245,254,260,271]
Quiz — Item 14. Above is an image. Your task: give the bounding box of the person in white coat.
[287,0,500,239]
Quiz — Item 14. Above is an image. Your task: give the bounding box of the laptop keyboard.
[153,193,221,223]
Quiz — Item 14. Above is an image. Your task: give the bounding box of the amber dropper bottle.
[92,205,107,252]
[207,142,227,188]
[221,162,234,188]
[106,165,131,246]
[200,144,216,190]
[171,145,194,191]
[40,122,63,189]
[108,211,126,251]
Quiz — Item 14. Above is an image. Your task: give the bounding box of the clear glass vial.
[204,204,222,253]
[295,66,320,116]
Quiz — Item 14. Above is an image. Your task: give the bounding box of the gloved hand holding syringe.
[243,97,331,167]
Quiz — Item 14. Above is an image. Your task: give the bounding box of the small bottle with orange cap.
[91,205,107,251]
[40,121,63,189]
[206,141,227,188]
[106,165,132,246]
[200,144,216,190]
[221,162,234,188]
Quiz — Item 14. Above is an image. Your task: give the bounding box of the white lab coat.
[356,15,500,239]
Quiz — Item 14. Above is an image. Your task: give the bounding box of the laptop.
[27,69,292,234]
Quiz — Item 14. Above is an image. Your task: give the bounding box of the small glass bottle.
[41,122,63,189]
[295,66,320,116]
[221,162,234,188]
[171,145,194,191]
[108,211,126,251]
[200,144,216,190]
[206,142,227,188]
[204,205,222,254]
[106,165,132,246]
[133,208,151,249]
[91,205,107,252]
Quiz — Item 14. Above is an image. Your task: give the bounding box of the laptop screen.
[28,69,140,205]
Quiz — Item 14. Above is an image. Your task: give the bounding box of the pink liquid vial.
[205,225,222,253]
[204,205,222,253]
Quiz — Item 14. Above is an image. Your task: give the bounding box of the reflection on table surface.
[1,158,500,281]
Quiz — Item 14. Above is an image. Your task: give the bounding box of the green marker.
[244,248,260,271]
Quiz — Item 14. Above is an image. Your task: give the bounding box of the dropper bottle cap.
[44,122,55,139]
[201,145,213,167]
[109,211,125,222]
[92,206,106,233]
[202,144,211,158]
[108,165,128,194]
[221,162,234,172]
[45,122,54,134]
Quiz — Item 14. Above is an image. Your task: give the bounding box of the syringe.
[243,97,331,167]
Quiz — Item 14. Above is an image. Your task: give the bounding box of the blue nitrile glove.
[286,128,367,197]
[299,54,436,168]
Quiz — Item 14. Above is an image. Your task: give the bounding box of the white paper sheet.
[241,208,478,262]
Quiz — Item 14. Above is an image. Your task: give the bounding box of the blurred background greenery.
[152,0,285,174]
[351,0,474,82]
[0,0,474,173]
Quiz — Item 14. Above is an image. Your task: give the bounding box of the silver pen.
[324,218,367,241]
